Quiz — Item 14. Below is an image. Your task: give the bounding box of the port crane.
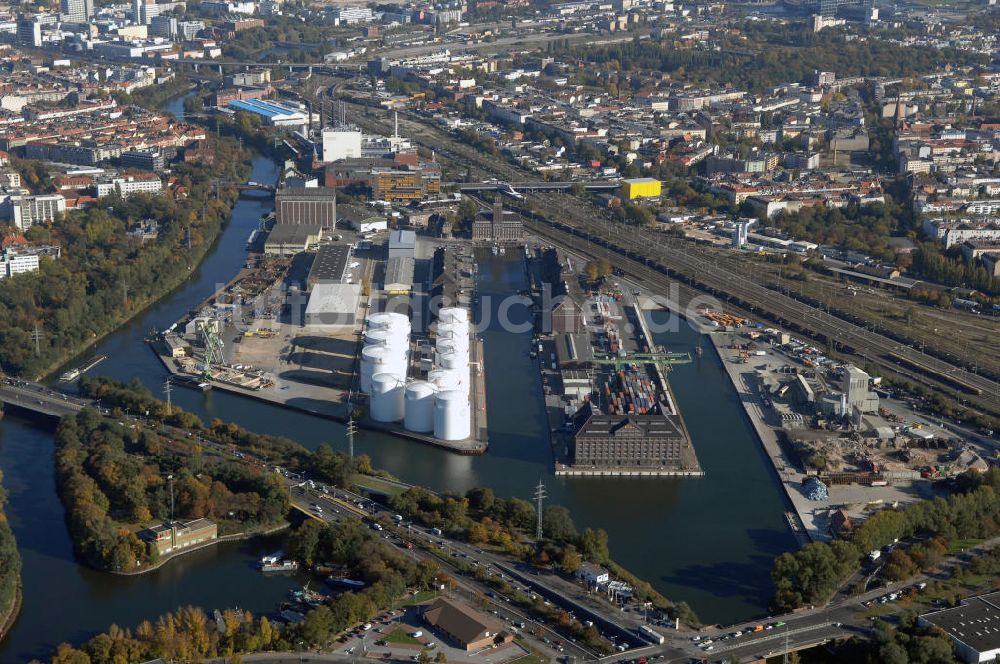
[196,319,225,379]
[590,350,692,369]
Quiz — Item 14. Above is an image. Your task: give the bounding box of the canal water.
[0,95,797,659]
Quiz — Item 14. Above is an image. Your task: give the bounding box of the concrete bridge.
[0,381,89,420]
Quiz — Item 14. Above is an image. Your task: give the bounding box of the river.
[0,95,795,661]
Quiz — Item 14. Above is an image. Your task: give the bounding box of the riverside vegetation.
[0,135,250,379]
[0,468,22,639]
[39,379,697,661]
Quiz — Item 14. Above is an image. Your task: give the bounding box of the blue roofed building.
[226,98,309,130]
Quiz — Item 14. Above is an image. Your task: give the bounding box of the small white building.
[576,563,609,586]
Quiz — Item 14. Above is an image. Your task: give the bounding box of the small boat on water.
[170,374,212,391]
[59,355,107,382]
[260,554,298,573]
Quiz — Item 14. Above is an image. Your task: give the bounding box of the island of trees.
[55,408,289,572]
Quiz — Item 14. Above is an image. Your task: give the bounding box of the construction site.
[706,320,994,540]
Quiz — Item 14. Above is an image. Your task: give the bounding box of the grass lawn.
[385,627,423,646]
[351,474,408,498]
[948,538,984,555]
[508,651,550,664]
[403,590,438,606]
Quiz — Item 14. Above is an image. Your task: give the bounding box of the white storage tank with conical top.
[404,381,436,433]
[434,390,471,441]
[438,307,469,325]
[371,373,405,422]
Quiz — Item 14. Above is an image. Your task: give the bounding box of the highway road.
[0,378,90,418]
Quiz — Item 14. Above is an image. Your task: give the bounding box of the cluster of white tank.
[427,307,472,441]
[362,313,411,423]
[365,309,472,442]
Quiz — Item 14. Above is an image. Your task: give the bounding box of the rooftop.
[921,592,1000,655]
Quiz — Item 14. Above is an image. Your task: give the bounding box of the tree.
[542,506,577,543]
[560,545,582,574]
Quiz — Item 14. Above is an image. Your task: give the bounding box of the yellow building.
[622,178,662,199]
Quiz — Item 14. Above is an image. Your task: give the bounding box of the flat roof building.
[920,592,1000,663]
[139,518,217,556]
[264,224,322,256]
[307,244,350,287]
[305,282,362,327]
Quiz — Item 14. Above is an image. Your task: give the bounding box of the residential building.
[120,149,166,171]
[150,15,178,38]
[95,173,163,198]
[0,250,40,279]
[178,20,205,39]
[2,193,66,230]
[60,0,94,23]
[139,518,218,556]
[422,598,512,652]
[16,16,42,48]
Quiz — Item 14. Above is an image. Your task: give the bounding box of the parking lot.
[334,607,529,664]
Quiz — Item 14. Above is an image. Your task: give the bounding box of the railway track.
[521,213,1000,416]
[332,104,1000,414]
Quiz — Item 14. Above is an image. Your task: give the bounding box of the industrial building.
[139,518,218,556]
[472,199,523,242]
[919,592,1000,663]
[384,256,414,294]
[570,402,687,469]
[621,178,662,199]
[263,224,322,256]
[388,229,416,259]
[275,187,338,227]
[307,244,350,287]
[305,283,362,326]
[226,99,309,130]
[321,127,362,162]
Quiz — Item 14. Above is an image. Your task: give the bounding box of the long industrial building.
[275,187,338,227]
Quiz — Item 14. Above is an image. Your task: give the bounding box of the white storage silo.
[438,307,469,325]
[437,348,469,371]
[427,369,463,392]
[434,390,471,441]
[364,328,406,349]
[367,312,411,332]
[371,373,405,422]
[436,336,469,355]
[437,321,470,338]
[404,381,437,433]
[361,345,407,393]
